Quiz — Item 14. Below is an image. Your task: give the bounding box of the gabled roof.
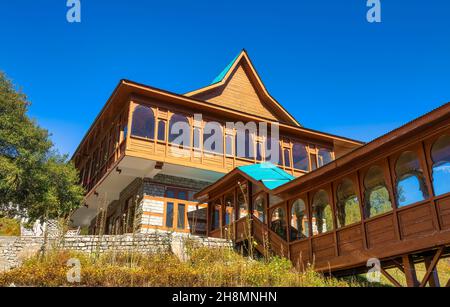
[194,162,295,200]
[185,49,302,127]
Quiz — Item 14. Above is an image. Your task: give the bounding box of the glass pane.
[237,184,248,218]
[157,120,166,141]
[213,203,221,230]
[193,127,201,149]
[226,135,234,156]
[395,151,429,207]
[169,114,190,145]
[310,154,317,170]
[364,165,393,218]
[284,149,291,168]
[312,190,334,234]
[266,137,281,165]
[131,105,155,139]
[318,148,333,167]
[271,208,287,240]
[336,178,361,228]
[431,135,450,196]
[177,204,186,229]
[256,143,263,161]
[253,195,265,222]
[224,193,235,225]
[178,191,187,200]
[166,189,175,199]
[166,203,174,228]
[290,199,309,240]
[293,143,309,171]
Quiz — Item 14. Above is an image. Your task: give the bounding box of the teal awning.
[238,163,295,190]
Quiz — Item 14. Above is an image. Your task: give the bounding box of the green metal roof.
[210,53,240,85]
[238,163,295,190]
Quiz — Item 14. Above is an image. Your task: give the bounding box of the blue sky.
[1,1,450,156]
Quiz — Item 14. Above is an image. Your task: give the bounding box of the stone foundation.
[0,231,231,272]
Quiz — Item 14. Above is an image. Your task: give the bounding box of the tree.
[0,71,84,222]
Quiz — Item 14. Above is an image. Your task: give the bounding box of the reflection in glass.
[363,166,393,218]
[253,194,265,222]
[290,199,309,240]
[336,178,361,228]
[271,207,287,240]
[431,135,450,196]
[312,190,334,234]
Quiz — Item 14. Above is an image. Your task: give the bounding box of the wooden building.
[70,50,361,236]
[70,50,449,286]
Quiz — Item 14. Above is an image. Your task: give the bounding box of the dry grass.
[0,246,369,287]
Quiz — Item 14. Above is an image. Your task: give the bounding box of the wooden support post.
[421,247,444,287]
[402,255,420,287]
[380,267,403,288]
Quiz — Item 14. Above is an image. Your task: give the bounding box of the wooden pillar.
[424,256,441,287]
[402,255,419,287]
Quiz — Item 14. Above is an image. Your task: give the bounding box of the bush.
[0,218,20,236]
[0,247,367,287]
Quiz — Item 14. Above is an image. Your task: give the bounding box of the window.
[431,135,450,196]
[226,135,234,156]
[312,190,334,235]
[169,114,190,145]
[271,207,287,240]
[284,148,292,168]
[166,202,174,228]
[203,122,223,154]
[224,193,235,225]
[318,148,333,167]
[395,151,429,207]
[253,194,265,222]
[336,178,361,228]
[237,183,248,219]
[290,199,309,241]
[266,137,282,165]
[125,197,136,233]
[256,142,263,161]
[363,165,393,218]
[131,105,155,139]
[212,200,222,230]
[293,143,309,171]
[193,127,201,149]
[177,204,186,229]
[244,130,254,159]
[310,153,318,170]
[157,120,166,141]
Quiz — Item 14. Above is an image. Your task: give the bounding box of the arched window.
[293,143,309,171]
[395,151,429,207]
[312,190,334,235]
[237,183,248,219]
[336,178,361,228]
[271,207,287,240]
[131,105,155,139]
[169,114,191,145]
[318,148,333,168]
[431,135,450,196]
[363,166,393,218]
[203,122,223,154]
[253,194,265,222]
[290,199,309,241]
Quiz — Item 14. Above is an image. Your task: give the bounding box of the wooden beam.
[380,267,403,288]
[402,255,420,287]
[420,247,444,287]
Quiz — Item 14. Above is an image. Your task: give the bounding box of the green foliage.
[369,187,393,217]
[0,218,20,236]
[0,247,368,287]
[0,72,84,221]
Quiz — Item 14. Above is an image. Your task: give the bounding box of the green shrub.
[0,247,368,287]
[0,218,20,236]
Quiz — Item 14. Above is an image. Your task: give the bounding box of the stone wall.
[0,232,231,272]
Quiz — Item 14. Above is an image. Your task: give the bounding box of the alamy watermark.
[367,0,381,23]
[66,0,81,23]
